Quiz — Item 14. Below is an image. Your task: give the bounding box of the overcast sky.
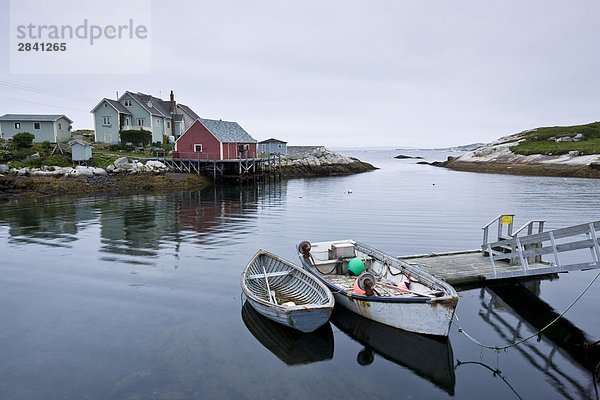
[1,0,600,148]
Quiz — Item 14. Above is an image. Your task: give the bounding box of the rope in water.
[452,268,600,351]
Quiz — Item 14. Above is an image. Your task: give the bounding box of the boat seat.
[246,271,293,280]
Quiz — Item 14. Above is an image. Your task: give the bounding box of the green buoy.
[347,258,365,276]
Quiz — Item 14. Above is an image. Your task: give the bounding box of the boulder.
[113,157,130,168]
[574,133,585,141]
[74,166,95,177]
[0,164,8,173]
[145,160,167,170]
[17,168,29,176]
[555,136,573,142]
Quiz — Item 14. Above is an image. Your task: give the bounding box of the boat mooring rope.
[452,268,600,351]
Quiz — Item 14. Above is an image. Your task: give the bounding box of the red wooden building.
[174,118,257,160]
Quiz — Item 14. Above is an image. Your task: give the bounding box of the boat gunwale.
[298,240,459,304]
[241,249,335,312]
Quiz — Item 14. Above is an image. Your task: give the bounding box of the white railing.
[121,125,153,131]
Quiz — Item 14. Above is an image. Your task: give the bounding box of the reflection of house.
[258,138,287,156]
[91,91,200,144]
[0,114,72,143]
[174,119,258,160]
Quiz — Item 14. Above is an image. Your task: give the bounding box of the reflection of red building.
[174,118,257,160]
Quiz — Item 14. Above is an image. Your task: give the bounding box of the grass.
[94,149,156,159]
[511,122,600,155]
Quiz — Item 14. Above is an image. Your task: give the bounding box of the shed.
[71,140,93,162]
[0,114,72,143]
[258,138,287,156]
[174,118,258,160]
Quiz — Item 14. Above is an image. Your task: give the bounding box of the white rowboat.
[298,240,458,336]
[242,249,335,333]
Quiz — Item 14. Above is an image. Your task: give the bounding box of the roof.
[69,139,92,147]
[259,138,287,144]
[199,118,257,143]
[0,114,72,123]
[127,92,173,118]
[90,98,132,115]
[178,104,200,120]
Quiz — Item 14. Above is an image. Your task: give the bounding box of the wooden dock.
[155,153,281,179]
[399,216,600,286]
[400,250,551,286]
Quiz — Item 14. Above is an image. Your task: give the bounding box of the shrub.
[8,161,25,169]
[90,156,117,168]
[12,148,35,160]
[12,132,35,149]
[120,129,152,146]
[43,154,71,167]
[0,150,12,163]
[24,157,44,168]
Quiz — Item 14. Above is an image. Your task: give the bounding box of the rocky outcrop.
[435,138,600,178]
[279,147,376,177]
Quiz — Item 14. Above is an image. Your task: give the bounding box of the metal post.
[483,227,489,247]
[515,237,529,272]
[589,223,600,264]
[487,244,497,278]
[549,231,561,270]
[497,216,503,240]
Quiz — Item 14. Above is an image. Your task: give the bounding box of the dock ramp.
[400,215,600,285]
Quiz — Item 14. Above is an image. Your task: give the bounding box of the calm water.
[1,149,599,399]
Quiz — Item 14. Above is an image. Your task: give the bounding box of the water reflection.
[330,306,456,395]
[481,283,599,400]
[0,197,91,247]
[241,301,334,365]
[0,180,286,264]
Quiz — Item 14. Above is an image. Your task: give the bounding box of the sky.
[1,0,600,148]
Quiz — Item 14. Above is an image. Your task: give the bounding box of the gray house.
[91,91,200,144]
[0,114,72,143]
[258,138,287,156]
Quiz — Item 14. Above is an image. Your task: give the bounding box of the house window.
[137,118,144,127]
[278,144,282,148]
[14,122,21,129]
[155,118,160,126]
[33,122,41,130]
[194,144,202,152]
[166,121,171,129]
[104,103,108,108]
[103,116,111,126]
[125,117,130,125]
[124,100,132,107]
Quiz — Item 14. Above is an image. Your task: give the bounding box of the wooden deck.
[400,250,555,286]
[400,219,600,286]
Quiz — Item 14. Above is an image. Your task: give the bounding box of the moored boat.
[242,249,335,333]
[298,240,458,336]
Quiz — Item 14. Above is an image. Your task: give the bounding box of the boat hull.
[244,293,333,333]
[329,288,455,336]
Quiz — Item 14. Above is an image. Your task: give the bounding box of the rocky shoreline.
[434,138,600,179]
[278,146,377,177]
[0,148,376,198]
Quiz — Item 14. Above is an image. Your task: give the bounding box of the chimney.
[170,90,176,137]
